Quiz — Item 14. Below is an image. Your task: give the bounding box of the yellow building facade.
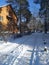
[0,4,18,32]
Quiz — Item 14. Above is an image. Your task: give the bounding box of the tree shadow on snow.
[29,49,41,65]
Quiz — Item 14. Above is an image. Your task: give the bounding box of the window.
[6,8,9,13]
[0,16,3,21]
[0,8,2,13]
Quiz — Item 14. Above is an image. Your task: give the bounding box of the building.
[0,4,18,33]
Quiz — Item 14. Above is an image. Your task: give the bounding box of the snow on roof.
[0,3,10,8]
[0,0,10,8]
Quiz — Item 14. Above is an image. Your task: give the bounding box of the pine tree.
[34,0,49,33]
[7,0,32,22]
[7,0,32,33]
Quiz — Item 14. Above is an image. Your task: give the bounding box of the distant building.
[0,4,18,33]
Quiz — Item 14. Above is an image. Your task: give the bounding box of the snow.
[0,33,49,65]
[0,0,10,8]
[0,42,19,54]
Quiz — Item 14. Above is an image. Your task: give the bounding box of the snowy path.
[0,33,49,65]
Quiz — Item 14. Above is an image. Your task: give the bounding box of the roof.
[7,4,18,21]
[0,3,10,8]
[0,0,18,20]
[0,0,10,8]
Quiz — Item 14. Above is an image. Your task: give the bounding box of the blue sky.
[28,0,40,16]
[0,0,6,6]
[0,0,40,16]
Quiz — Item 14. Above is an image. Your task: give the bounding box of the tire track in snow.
[29,33,38,65]
[9,45,23,65]
[8,34,33,65]
[2,35,31,65]
[29,48,37,65]
[2,44,22,65]
[10,46,27,65]
[2,33,37,65]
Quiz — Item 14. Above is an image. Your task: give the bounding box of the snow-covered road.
[0,33,49,65]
